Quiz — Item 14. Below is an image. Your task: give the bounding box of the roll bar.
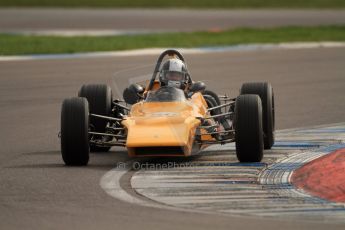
[147,49,187,91]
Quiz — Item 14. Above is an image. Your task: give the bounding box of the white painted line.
[99,162,232,216]
[1,42,345,62]
[0,48,203,62]
[5,29,167,37]
[100,167,147,205]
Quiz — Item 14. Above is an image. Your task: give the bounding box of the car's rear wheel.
[203,92,231,131]
[235,95,264,162]
[241,82,275,149]
[78,84,112,152]
[203,90,221,106]
[61,97,89,166]
[204,94,220,115]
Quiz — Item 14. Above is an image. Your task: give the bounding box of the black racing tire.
[204,95,220,116]
[203,90,221,106]
[240,82,275,149]
[235,95,264,162]
[204,94,231,131]
[61,97,89,166]
[78,84,112,152]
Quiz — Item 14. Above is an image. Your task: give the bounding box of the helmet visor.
[165,71,184,81]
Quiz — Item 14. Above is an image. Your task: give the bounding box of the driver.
[159,58,190,90]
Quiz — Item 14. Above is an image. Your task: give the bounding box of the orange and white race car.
[60,49,275,166]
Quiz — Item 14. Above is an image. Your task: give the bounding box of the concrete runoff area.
[0,47,345,229]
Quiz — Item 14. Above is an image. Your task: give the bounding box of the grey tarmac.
[0,8,345,34]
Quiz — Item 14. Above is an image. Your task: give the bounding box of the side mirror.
[189,81,206,93]
[123,83,144,105]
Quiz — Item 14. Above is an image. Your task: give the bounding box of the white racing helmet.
[159,58,188,89]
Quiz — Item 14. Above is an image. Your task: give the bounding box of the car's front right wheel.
[61,97,89,166]
[78,84,112,152]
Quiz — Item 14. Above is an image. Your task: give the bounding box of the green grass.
[1,26,345,55]
[0,0,345,8]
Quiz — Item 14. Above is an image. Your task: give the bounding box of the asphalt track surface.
[0,9,345,33]
[1,47,345,229]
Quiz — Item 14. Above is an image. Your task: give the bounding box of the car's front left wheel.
[235,94,264,162]
[241,82,275,149]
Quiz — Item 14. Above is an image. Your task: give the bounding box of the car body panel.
[122,92,213,157]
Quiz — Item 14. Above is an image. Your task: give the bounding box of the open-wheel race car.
[60,49,275,166]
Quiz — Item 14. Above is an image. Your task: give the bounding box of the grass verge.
[0,0,345,8]
[1,26,345,55]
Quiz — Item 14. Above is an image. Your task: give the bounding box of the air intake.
[134,146,184,156]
